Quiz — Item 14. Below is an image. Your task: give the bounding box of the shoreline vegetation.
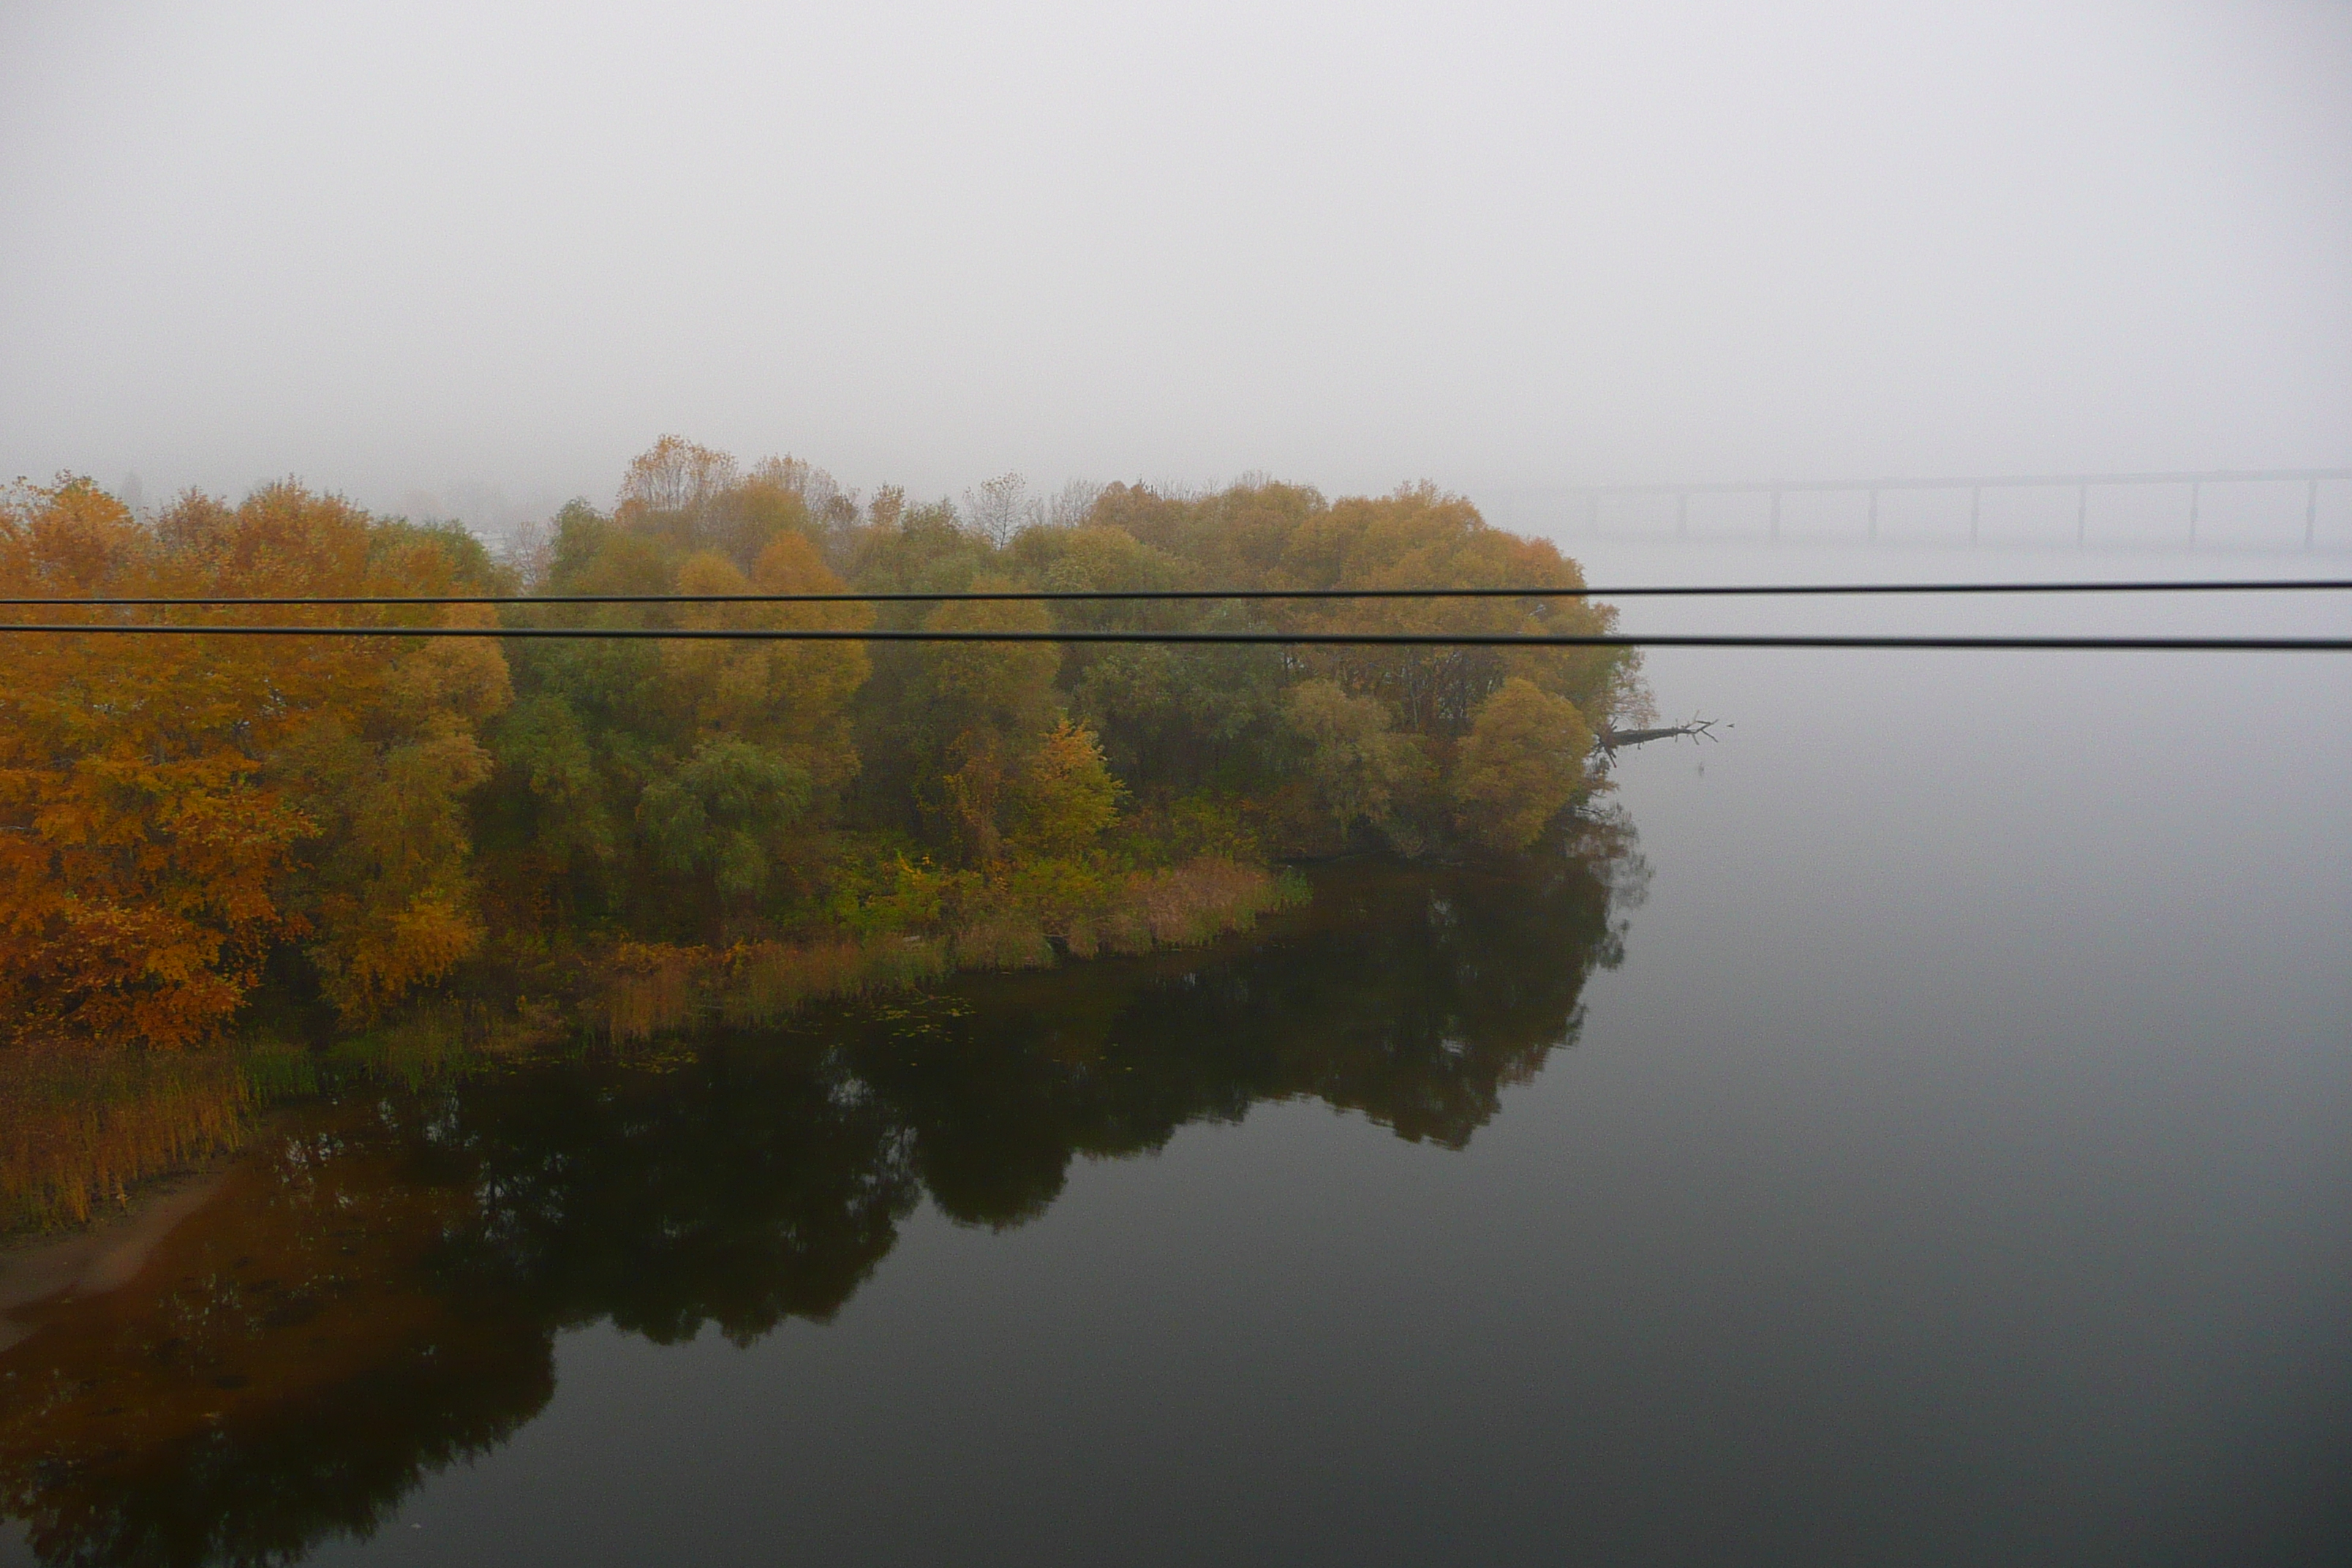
[3,437,1648,1235]
[2,857,1308,1237]
[591,854,1305,1041]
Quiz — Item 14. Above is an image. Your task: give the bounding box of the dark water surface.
[4,545,2348,1566]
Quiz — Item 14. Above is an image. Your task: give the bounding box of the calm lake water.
[4,543,2348,1566]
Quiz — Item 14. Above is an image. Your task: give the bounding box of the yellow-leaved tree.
[1450,677,1592,852]
[0,481,311,1046]
[1276,483,1635,736]
[1008,720,1123,859]
[656,532,870,791]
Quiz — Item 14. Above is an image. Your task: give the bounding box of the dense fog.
[3,1,2347,529]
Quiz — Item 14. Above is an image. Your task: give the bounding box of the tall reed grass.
[592,934,960,1041]
[1063,858,1307,957]
[588,857,1308,1041]
[1,1006,560,1236]
[717,935,952,1028]
[0,1047,254,1233]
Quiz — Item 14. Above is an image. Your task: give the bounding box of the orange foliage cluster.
[0,478,508,1047]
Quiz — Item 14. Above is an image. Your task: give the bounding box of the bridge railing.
[1493,468,2352,551]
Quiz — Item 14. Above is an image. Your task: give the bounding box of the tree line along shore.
[0,437,1646,1055]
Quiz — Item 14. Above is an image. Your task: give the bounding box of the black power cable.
[2,577,2348,609]
[0,625,2342,652]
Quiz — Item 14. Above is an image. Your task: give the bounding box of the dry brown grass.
[949,919,1057,970]
[592,942,706,1043]
[1067,858,1303,957]
[593,934,961,1039]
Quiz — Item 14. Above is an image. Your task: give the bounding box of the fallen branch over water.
[1596,717,1722,758]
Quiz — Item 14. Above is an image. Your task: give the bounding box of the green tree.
[1284,679,1431,845]
[638,739,814,904]
[487,695,616,864]
[910,588,1060,862]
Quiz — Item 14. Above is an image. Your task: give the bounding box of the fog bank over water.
[3,1,2348,521]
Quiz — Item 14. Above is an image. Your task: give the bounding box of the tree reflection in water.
[0,829,1642,1567]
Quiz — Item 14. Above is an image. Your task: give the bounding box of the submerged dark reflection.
[0,834,1640,1567]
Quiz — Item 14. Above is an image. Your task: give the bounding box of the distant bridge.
[1493,468,2352,552]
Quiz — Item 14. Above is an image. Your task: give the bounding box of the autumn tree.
[197,497,513,1021]
[617,435,739,529]
[0,478,513,1043]
[0,481,307,1046]
[1450,677,1592,852]
[913,589,1061,862]
[1284,679,1431,848]
[281,602,512,1019]
[1006,720,1123,859]
[1274,483,1633,736]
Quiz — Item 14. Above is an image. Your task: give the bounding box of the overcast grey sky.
[2,1,2347,523]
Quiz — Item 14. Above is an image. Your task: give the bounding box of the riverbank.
[0,1169,230,1352]
[3,856,1308,1239]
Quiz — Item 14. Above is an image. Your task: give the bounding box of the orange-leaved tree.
[0,478,511,1046]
